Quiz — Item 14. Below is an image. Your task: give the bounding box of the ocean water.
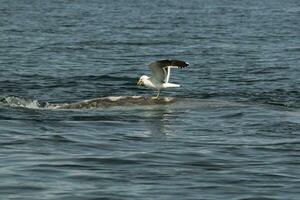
[1,0,300,199]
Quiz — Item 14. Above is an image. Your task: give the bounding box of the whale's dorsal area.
[49,96,176,109]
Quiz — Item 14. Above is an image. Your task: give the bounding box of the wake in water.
[0,96,176,109]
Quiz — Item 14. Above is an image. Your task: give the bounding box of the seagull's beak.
[137,80,143,86]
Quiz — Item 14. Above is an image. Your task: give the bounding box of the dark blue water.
[1,0,300,199]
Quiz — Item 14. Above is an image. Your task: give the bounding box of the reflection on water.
[143,107,171,136]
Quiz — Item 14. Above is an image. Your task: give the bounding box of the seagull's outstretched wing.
[148,59,189,83]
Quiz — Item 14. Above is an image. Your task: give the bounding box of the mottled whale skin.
[1,96,176,109]
[50,96,176,109]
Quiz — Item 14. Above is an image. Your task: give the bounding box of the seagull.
[137,59,189,99]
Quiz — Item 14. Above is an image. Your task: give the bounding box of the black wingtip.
[184,61,190,68]
[150,59,190,69]
[176,60,190,68]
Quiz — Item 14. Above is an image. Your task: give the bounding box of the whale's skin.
[49,96,176,109]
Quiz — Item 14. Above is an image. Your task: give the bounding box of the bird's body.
[137,59,189,99]
[140,75,180,89]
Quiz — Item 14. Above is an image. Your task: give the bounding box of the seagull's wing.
[148,59,189,83]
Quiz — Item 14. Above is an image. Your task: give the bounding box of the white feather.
[138,59,189,98]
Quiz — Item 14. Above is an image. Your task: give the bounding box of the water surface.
[1,0,300,199]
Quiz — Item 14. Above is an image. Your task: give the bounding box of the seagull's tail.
[162,83,180,88]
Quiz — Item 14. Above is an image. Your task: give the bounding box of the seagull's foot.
[152,90,160,100]
[151,96,159,100]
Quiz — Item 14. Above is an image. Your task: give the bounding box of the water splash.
[0,96,48,109]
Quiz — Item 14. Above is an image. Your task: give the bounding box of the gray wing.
[148,59,189,83]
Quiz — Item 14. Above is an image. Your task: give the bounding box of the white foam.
[3,96,45,109]
[107,96,123,101]
[131,96,142,99]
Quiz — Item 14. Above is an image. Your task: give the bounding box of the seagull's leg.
[152,90,160,100]
[156,90,160,99]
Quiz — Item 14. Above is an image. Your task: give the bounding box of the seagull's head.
[137,75,149,86]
